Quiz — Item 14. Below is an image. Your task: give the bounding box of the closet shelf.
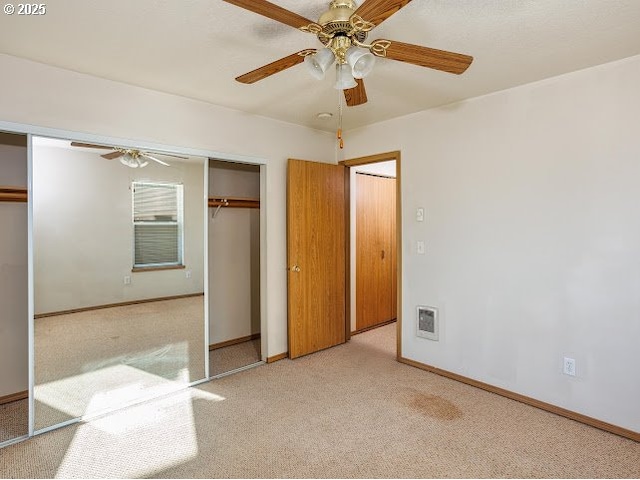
[0,186,27,203]
[208,196,260,209]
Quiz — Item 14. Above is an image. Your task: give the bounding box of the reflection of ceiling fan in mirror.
[225,0,474,106]
[70,142,187,168]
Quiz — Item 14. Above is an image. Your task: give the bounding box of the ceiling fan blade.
[71,142,113,150]
[344,78,368,107]
[141,154,170,167]
[101,152,123,160]
[352,0,413,27]
[236,50,315,84]
[223,0,314,29]
[373,39,473,74]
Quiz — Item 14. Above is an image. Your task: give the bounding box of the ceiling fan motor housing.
[317,0,367,46]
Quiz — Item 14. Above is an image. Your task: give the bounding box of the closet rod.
[208,197,260,209]
[0,186,27,203]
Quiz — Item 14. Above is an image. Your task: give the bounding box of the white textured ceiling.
[1,1,639,132]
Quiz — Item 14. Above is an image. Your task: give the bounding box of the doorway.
[341,151,401,358]
[353,166,397,333]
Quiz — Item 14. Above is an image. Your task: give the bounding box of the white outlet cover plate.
[563,357,576,376]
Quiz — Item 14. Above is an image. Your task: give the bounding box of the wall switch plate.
[186,270,192,279]
[416,207,425,222]
[563,357,576,376]
[123,276,131,285]
[417,241,425,255]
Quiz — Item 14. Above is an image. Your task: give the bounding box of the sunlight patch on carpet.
[53,389,218,478]
[35,363,192,422]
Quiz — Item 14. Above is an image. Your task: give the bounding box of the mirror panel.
[0,132,29,444]
[33,137,206,431]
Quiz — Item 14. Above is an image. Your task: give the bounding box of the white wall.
[32,141,205,313]
[0,53,334,358]
[208,165,260,345]
[350,161,396,332]
[342,55,640,432]
[0,142,28,398]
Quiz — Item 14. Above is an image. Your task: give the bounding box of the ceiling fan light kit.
[304,47,335,80]
[345,46,376,79]
[305,35,377,87]
[335,63,358,90]
[121,154,150,169]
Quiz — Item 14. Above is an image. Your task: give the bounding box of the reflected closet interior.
[0,132,29,444]
[208,159,261,376]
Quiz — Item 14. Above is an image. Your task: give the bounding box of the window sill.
[132,265,185,273]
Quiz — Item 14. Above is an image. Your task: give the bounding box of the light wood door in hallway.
[287,159,346,359]
[356,173,397,330]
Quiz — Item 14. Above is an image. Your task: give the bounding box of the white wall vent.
[417,306,439,341]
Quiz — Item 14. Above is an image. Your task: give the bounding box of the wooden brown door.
[287,159,346,359]
[356,173,396,330]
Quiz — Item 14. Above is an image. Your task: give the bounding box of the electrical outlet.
[416,207,425,222]
[417,241,425,255]
[185,270,192,279]
[563,357,576,376]
[123,276,131,285]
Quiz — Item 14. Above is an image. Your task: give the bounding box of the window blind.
[132,182,183,267]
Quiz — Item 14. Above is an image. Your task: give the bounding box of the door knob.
[290,265,301,272]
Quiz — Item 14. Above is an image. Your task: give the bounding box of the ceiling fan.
[70,142,187,168]
[226,0,474,107]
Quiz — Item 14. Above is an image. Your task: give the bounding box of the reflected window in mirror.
[132,182,184,270]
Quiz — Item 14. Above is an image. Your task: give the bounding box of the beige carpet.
[33,296,206,431]
[209,339,261,377]
[1,323,638,478]
[0,399,27,444]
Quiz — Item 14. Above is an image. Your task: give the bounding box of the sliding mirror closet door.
[32,137,206,431]
[0,132,29,444]
[208,160,261,376]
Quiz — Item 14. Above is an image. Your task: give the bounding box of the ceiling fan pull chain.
[338,87,344,149]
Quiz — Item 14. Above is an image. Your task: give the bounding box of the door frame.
[339,151,402,359]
